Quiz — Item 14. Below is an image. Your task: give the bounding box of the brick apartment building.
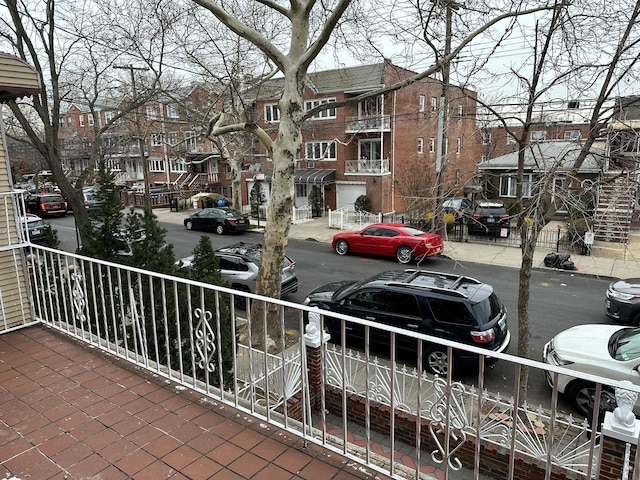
[244,60,482,215]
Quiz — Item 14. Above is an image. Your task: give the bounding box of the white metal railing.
[344,158,390,174]
[0,184,636,480]
[292,204,313,224]
[328,208,383,230]
[344,115,391,132]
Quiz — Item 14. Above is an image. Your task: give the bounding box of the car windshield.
[43,195,64,202]
[398,226,426,236]
[443,199,460,208]
[29,219,46,229]
[223,210,242,217]
[610,328,640,361]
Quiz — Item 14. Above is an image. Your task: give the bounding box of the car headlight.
[608,288,637,301]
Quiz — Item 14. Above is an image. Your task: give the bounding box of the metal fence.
[14,242,638,479]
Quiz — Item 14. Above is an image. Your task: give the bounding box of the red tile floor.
[0,326,394,480]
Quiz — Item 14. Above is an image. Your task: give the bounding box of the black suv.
[605,278,640,324]
[304,270,510,376]
[468,201,510,237]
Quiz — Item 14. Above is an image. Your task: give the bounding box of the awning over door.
[257,169,336,185]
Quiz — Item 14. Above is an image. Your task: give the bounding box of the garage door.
[336,183,366,210]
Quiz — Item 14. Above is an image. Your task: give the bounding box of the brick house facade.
[244,60,481,215]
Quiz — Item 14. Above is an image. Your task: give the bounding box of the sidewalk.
[153,207,640,280]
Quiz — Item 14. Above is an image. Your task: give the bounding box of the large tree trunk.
[251,72,304,348]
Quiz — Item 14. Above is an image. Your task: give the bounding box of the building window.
[457,105,463,121]
[419,95,426,112]
[305,98,336,119]
[264,104,280,123]
[185,131,196,152]
[167,131,180,146]
[530,130,547,142]
[106,159,120,171]
[481,155,487,162]
[296,184,308,198]
[506,133,517,145]
[67,117,72,126]
[170,157,186,172]
[431,97,437,112]
[359,139,381,160]
[429,138,435,153]
[564,130,581,140]
[105,111,115,123]
[88,114,94,126]
[306,141,336,160]
[500,174,536,198]
[482,132,491,145]
[79,115,85,127]
[456,137,461,154]
[166,104,179,119]
[418,137,424,154]
[146,105,158,120]
[151,133,164,147]
[149,158,165,172]
[359,96,383,117]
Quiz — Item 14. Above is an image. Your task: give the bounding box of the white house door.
[336,183,366,210]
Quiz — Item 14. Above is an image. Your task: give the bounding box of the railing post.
[304,309,330,412]
[599,381,640,480]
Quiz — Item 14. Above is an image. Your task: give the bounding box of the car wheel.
[424,347,454,377]
[185,221,193,230]
[335,239,350,256]
[566,381,596,417]
[215,223,225,235]
[396,246,413,264]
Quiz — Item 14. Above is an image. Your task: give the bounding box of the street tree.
[472,1,640,398]
[189,0,553,346]
[0,0,172,238]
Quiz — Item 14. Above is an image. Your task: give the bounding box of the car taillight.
[289,261,296,269]
[227,218,237,223]
[470,329,495,344]
[84,200,89,208]
[472,214,482,219]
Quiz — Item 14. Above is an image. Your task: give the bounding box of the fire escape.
[592,128,639,242]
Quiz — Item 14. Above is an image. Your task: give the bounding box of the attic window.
[568,100,580,109]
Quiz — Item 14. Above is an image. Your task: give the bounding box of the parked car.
[332,223,444,264]
[83,190,103,211]
[443,197,473,222]
[543,324,640,416]
[605,278,640,325]
[304,269,510,376]
[21,214,51,245]
[467,201,511,237]
[183,208,250,235]
[178,242,298,304]
[25,193,67,217]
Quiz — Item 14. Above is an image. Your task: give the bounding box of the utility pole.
[434,0,457,236]
[114,64,152,213]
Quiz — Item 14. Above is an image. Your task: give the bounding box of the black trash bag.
[544,252,577,270]
[544,253,558,267]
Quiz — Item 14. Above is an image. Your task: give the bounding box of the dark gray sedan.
[183,207,250,235]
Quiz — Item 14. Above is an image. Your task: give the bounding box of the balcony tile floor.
[0,326,395,480]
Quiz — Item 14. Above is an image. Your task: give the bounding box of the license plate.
[487,218,495,223]
[32,229,40,235]
[498,318,507,332]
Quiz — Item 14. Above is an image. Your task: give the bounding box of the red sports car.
[332,223,444,264]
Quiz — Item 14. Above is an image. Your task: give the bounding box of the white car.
[542,324,640,416]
